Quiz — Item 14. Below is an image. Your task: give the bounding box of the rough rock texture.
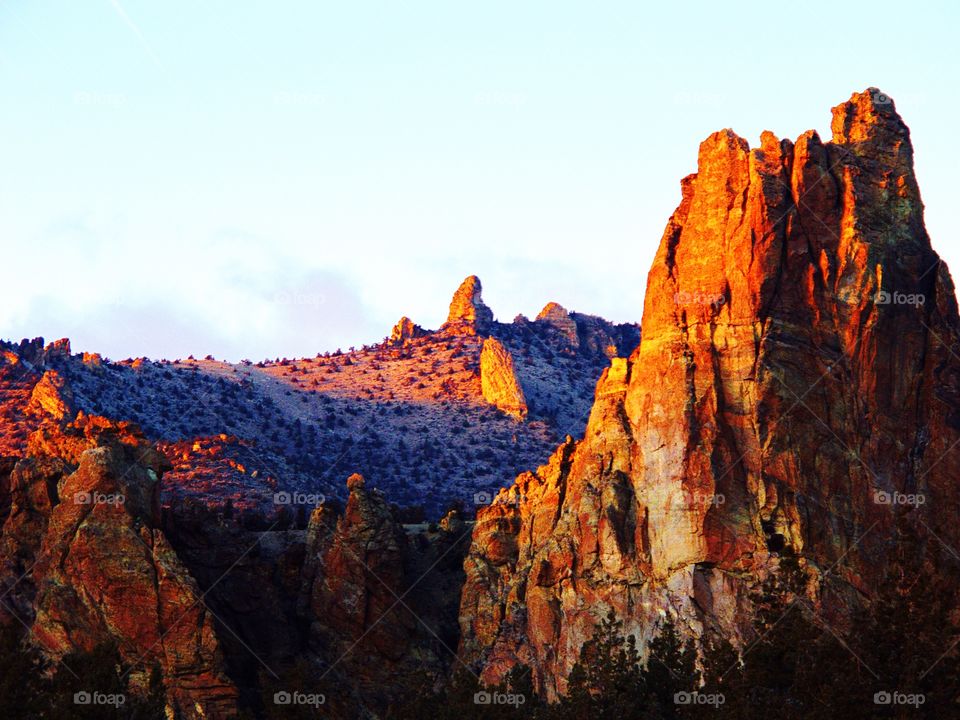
[536,302,580,347]
[14,337,70,368]
[443,275,494,334]
[27,370,75,422]
[480,338,528,419]
[304,474,471,716]
[459,89,960,698]
[310,474,414,665]
[0,339,77,456]
[0,415,240,718]
[390,316,425,343]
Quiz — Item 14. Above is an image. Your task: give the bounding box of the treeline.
[0,634,164,719]
[394,546,960,719]
[1,531,957,718]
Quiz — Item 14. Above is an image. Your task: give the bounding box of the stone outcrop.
[533,302,641,358]
[16,337,46,366]
[443,275,494,334]
[12,337,71,368]
[570,312,640,358]
[309,474,413,667]
[536,302,580,346]
[390,316,425,343]
[303,473,470,715]
[44,338,71,360]
[0,415,240,718]
[480,338,527,419]
[459,89,960,698]
[27,370,75,422]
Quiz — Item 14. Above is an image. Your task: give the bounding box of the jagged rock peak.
[346,472,366,491]
[390,316,425,343]
[9,337,71,367]
[536,301,569,322]
[830,87,908,145]
[459,88,958,699]
[536,301,579,346]
[444,275,494,333]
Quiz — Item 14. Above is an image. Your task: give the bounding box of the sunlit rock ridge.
[458,88,960,698]
[1,280,639,518]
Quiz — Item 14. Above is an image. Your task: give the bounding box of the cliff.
[458,88,960,698]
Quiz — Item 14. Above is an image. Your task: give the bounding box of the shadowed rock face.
[303,474,472,715]
[0,415,471,718]
[459,88,960,698]
[309,473,413,661]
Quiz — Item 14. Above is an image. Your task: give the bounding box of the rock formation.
[303,473,470,715]
[27,370,75,422]
[536,302,580,347]
[443,275,494,334]
[390,316,425,343]
[0,415,240,718]
[16,89,954,715]
[459,88,960,698]
[480,338,528,419]
[13,337,71,368]
[309,473,413,661]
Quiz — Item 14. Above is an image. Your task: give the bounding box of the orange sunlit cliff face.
[459,88,960,697]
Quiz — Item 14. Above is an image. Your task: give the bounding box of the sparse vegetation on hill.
[0,280,637,518]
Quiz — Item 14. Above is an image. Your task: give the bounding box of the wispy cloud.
[107,0,167,75]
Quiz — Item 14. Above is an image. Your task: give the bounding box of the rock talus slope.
[459,88,960,697]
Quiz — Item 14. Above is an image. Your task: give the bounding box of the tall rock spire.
[459,89,960,698]
[443,275,494,335]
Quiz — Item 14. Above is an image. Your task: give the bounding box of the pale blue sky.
[1,1,957,360]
